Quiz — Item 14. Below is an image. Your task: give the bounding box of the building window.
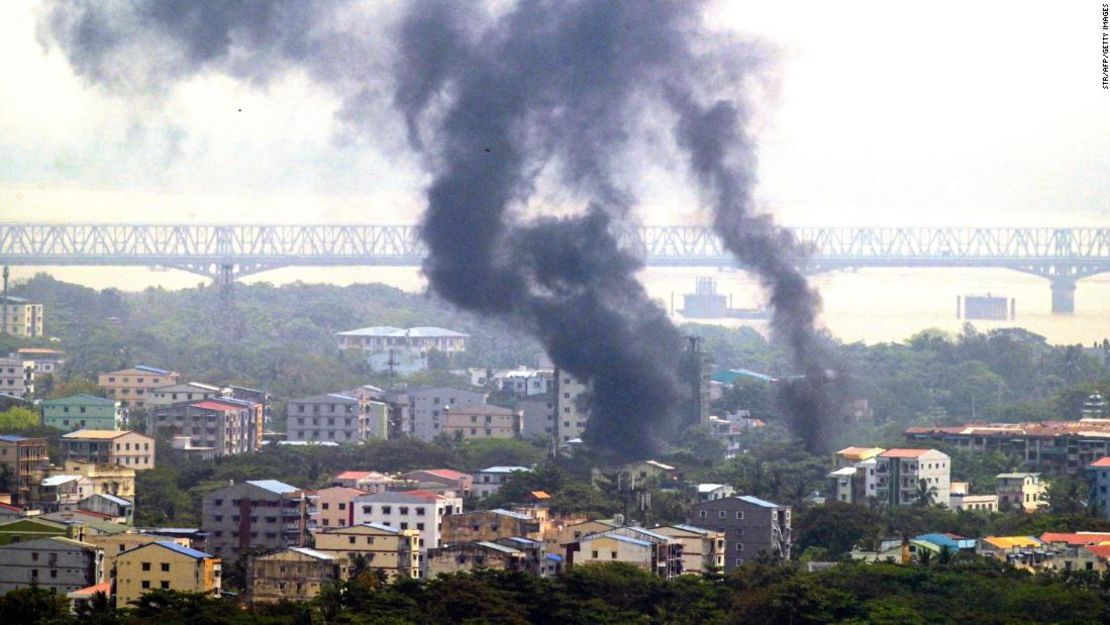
[142,562,151,571]
[161,563,170,572]
[736,543,744,552]
[699,510,707,519]
[161,581,170,589]
[735,511,744,520]
[141,581,150,589]
[718,511,726,519]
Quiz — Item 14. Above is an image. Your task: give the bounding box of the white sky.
[0,1,1107,227]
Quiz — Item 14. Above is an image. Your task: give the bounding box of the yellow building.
[315,523,420,579]
[545,519,620,553]
[248,547,348,604]
[63,461,136,498]
[834,447,886,467]
[86,533,190,576]
[995,473,1049,512]
[653,525,726,574]
[0,296,44,337]
[97,366,180,409]
[115,541,220,608]
[60,430,155,471]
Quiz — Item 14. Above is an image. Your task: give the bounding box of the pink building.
[314,487,366,529]
[331,470,396,493]
[400,469,472,497]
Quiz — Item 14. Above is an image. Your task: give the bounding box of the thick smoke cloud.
[38,0,838,456]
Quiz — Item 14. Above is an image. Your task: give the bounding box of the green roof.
[42,394,116,406]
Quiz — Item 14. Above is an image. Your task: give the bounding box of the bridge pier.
[1051,277,1077,314]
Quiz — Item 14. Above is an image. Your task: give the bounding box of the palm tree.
[913,479,938,508]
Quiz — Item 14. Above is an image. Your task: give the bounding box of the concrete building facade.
[62,460,136,499]
[995,472,1048,512]
[201,480,314,561]
[98,366,180,409]
[60,430,155,471]
[42,395,123,431]
[472,466,530,498]
[441,509,541,545]
[0,358,34,400]
[315,523,420,579]
[147,382,221,408]
[0,297,44,337]
[654,524,726,575]
[314,486,364,529]
[554,370,590,444]
[248,547,345,604]
[442,405,522,441]
[150,398,260,456]
[874,448,951,507]
[0,435,49,506]
[686,496,792,571]
[407,387,487,441]
[115,541,220,608]
[286,393,369,444]
[0,536,103,595]
[351,490,462,556]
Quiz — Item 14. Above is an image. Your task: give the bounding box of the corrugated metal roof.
[42,475,81,487]
[479,466,530,474]
[92,493,133,507]
[475,541,521,554]
[246,480,300,494]
[288,546,337,560]
[135,365,173,375]
[152,540,213,560]
[0,435,28,442]
[737,495,782,508]
[61,430,130,440]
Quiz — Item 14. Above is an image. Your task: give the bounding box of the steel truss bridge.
[1,223,1108,313]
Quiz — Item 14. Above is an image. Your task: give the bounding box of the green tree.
[913,479,938,508]
[0,407,39,431]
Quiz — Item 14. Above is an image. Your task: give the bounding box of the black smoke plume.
[38,0,838,456]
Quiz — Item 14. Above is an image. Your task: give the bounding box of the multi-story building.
[147,382,221,408]
[565,526,682,578]
[0,296,44,337]
[653,525,726,574]
[150,398,260,456]
[336,326,470,375]
[407,387,487,441]
[554,369,590,444]
[314,523,421,579]
[950,493,999,512]
[499,368,555,398]
[426,540,539,577]
[37,475,94,512]
[874,448,951,507]
[472,466,530,498]
[351,490,462,557]
[0,358,34,400]
[400,469,472,497]
[62,460,136,499]
[0,435,49,506]
[98,366,180,409]
[79,493,134,525]
[314,487,365,529]
[1090,457,1110,518]
[518,395,557,441]
[686,496,792,571]
[441,509,541,545]
[905,420,1110,473]
[115,541,220,607]
[285,393,370,444]
[85,533,190,576]
[995,472,1048,512]
[248,547,345,604]
[0,536,102,595]
[60,430,155,470]
[13,348,64,375]
[41,394,123,431]
[827,446,885,505]
[331,470,396,493]
[442,405,522,441]
[201,480,314,561]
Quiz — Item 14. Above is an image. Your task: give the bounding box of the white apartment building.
[874,448,951,507]
[407,387,487,441]
[147,382,221,408]
[351,490,462,557]
[0,358,33,400]
[441,404,522,441]
[554,369,590,444]
[286,393,370,444]
[336,326,470,375]
[472,466,530,498]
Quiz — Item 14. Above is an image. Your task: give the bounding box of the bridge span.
[1,223,1108,313]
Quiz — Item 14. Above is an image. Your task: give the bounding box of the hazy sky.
[0,1,1107,227]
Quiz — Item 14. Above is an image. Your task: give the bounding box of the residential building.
[248,547,346,604]
[150,398,260,456]
[653,524,727,574]
[0,358,34,400]
[0,517,75,545]
[0,296,44,337]
[499,368,555,398]
[42,395,123,431]
[331,470,396,493]
[950,493,999,512]
[905,420,1110,473]
[426,540,536,577]
[136,528,208,552]
[995,472,1048,512]
[13,348,64,375]
[472,466,530,498]
[554,369,590,444]
[37,475,94,512]
[336,326,470,374]
[400,469,472,497]
[620,460,680,486]
[518,395,557,443]
[874,448,951,507]
[441,509,542,545]
[351,490,462,557]
[98,366,180,409]
[60,430,155,471]
[407,387,487,441]
[147,382,220,408]
[62,460,136,499]
[0,537,103,595]
[977,536,1047,569]
[695,484,736,501]
[285,393,370,444]
[686,496,792,571]
[314,487,365,529]
[86,533,189,575]
[314,523,420,579]
[0,435,49,505]
[565,526,682,578]
[201,480,314,560]
[1089,457,1110,518]
[78,493,133,525]
[547,519,622,553]
[115,541,220,607]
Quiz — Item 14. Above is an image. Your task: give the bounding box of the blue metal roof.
[607,534,652,547]
[738,495,781,508]
[246,480,299,494]
[490,508,533,521]
[0,435,28,442]
[135,365,173,375]
[153,541,213,560]
[545,553,564,561]
[94,493,133,507]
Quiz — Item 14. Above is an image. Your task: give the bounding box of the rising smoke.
[38,0,837,456]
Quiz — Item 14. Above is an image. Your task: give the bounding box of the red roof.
[1041,532,1110,545]
[68,581,111,597]
[400,489,443,501]
[1090,457,1110,467]
[880,448,933,459]
[193,400,238,412]
[0,502,22,513]
[317,486,365,498]
[1087,544,1110,559]
[420,469,468,481]
[336,471,373,480]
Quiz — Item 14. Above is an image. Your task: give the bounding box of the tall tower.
[1,265,8,336]
[680,336,711,427]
